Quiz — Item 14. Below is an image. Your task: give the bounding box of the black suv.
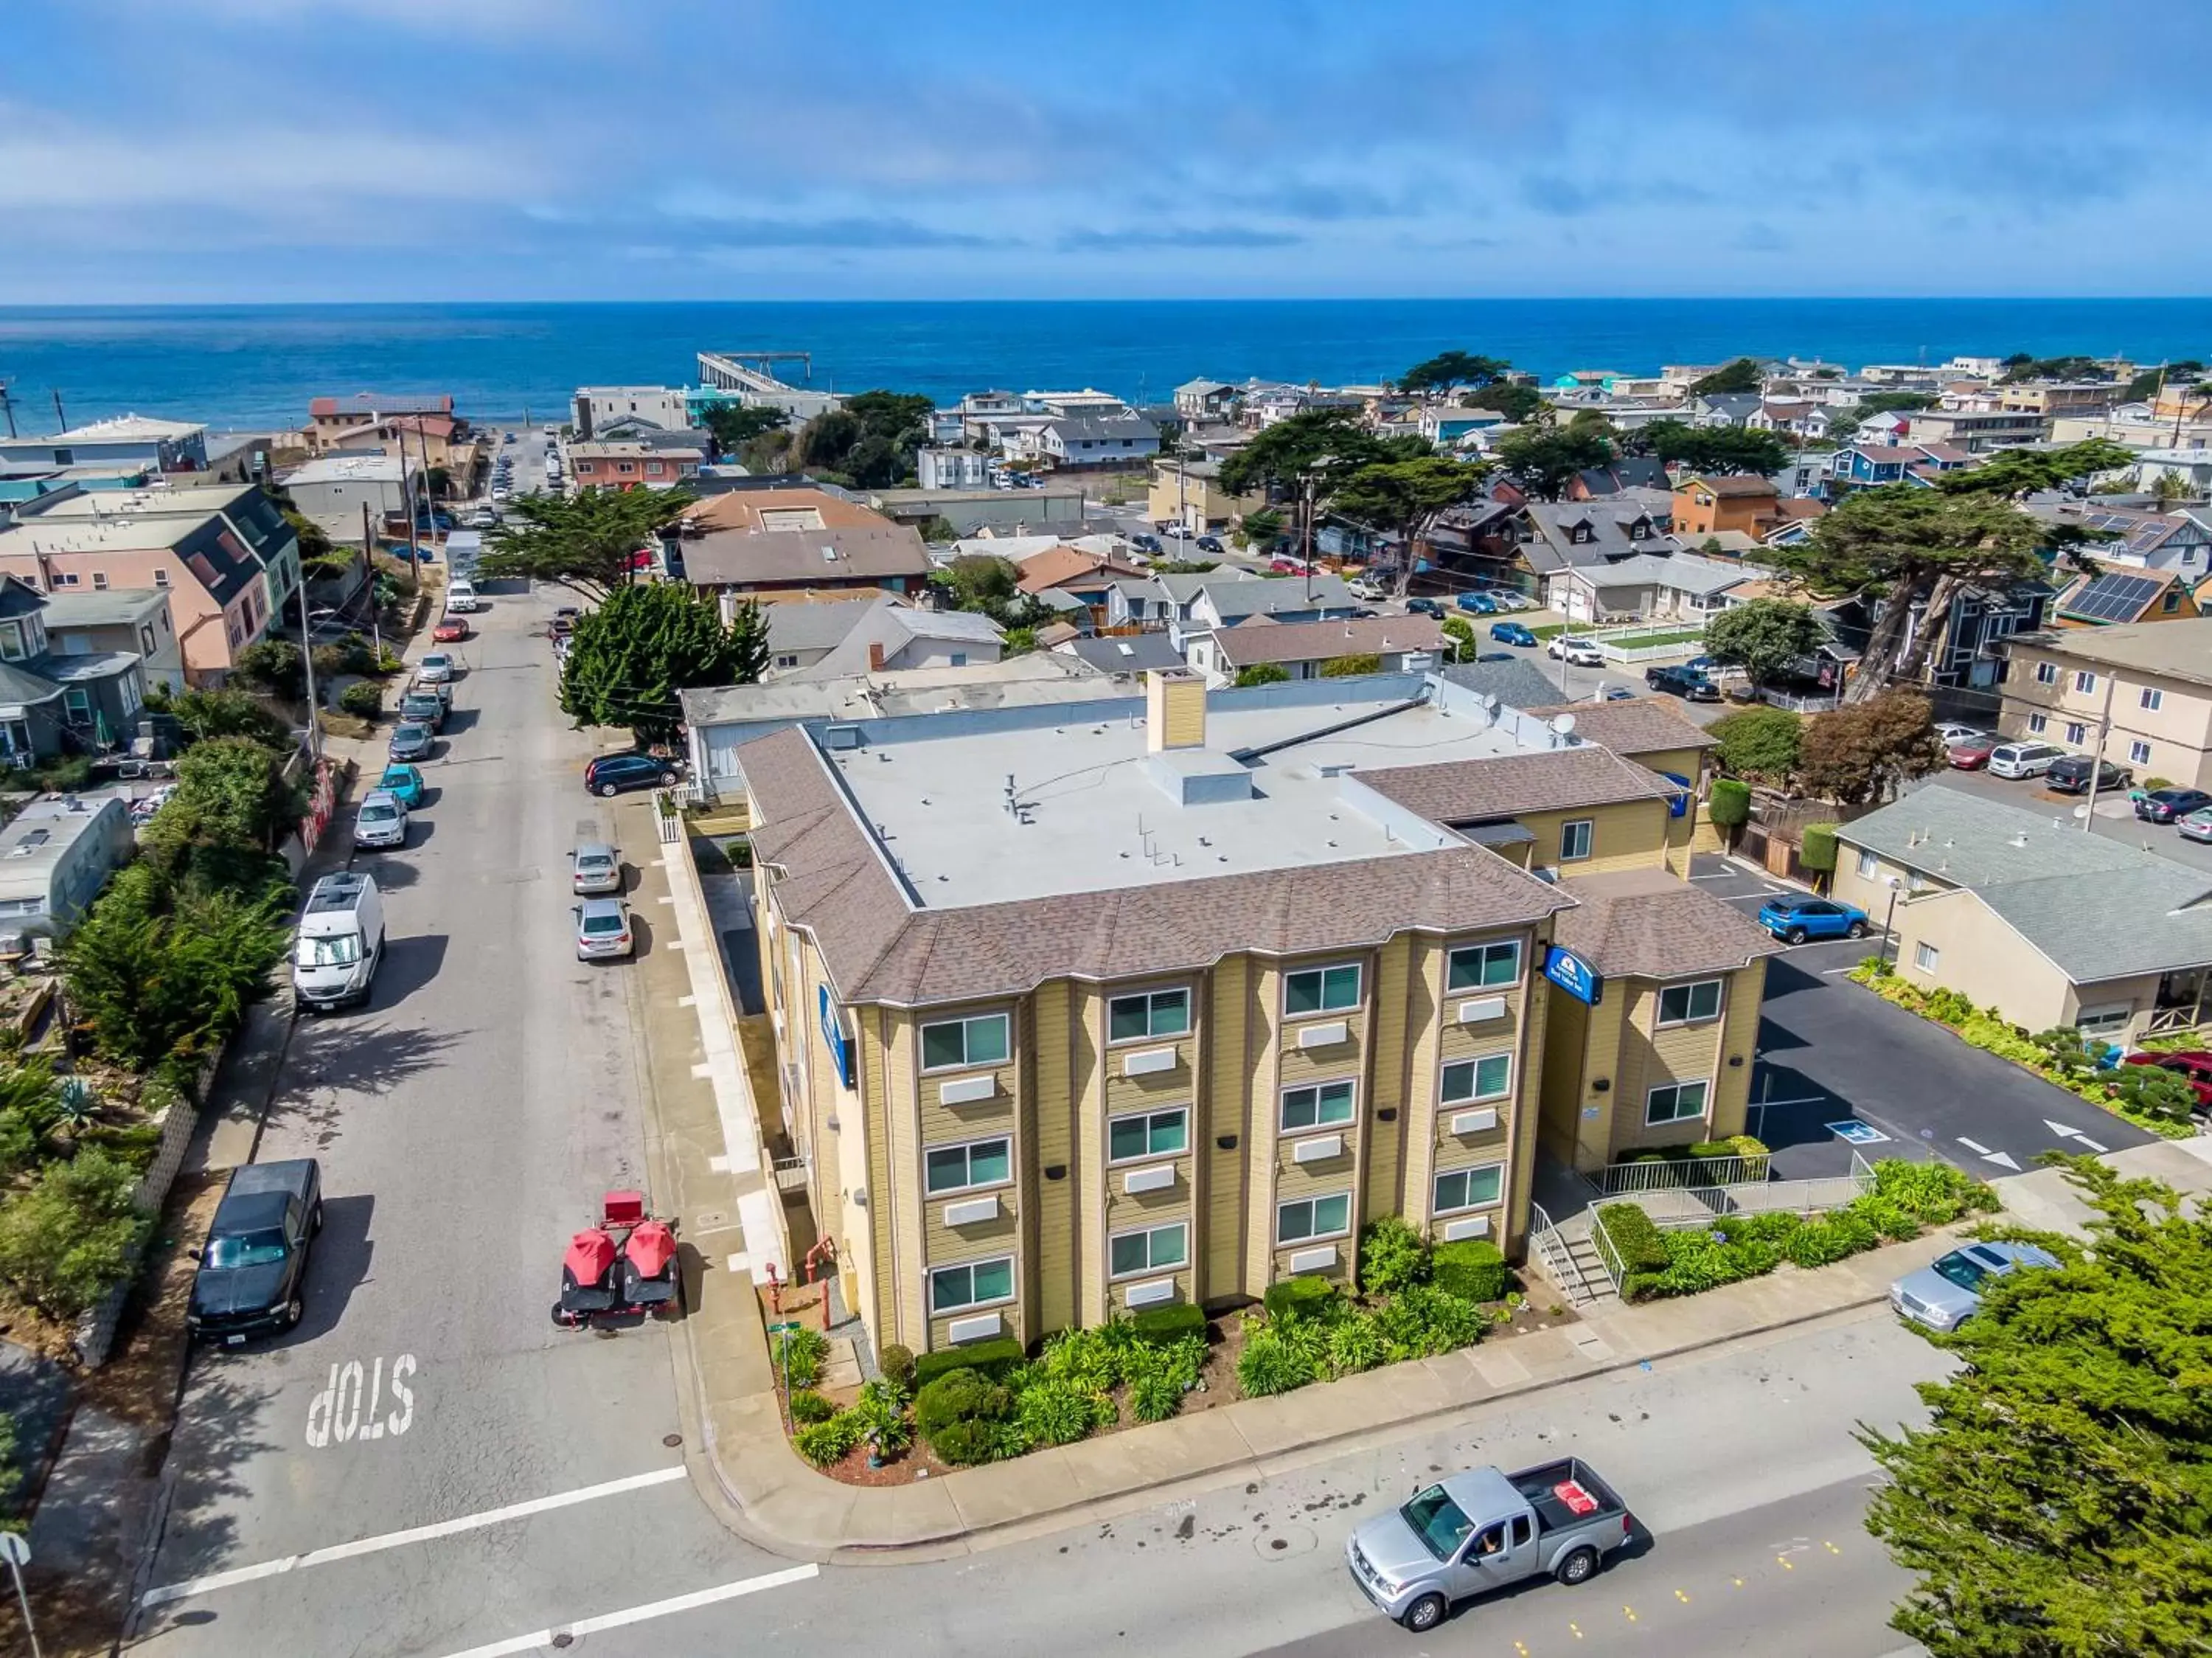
[585,752,680,797]
[2045,754,2131,794]
[190,1159,322,1343]
[1644,663,1719,701]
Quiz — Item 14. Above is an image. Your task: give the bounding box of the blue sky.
[2,0,2205,303]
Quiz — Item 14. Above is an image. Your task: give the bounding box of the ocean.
[1,298,2208,434]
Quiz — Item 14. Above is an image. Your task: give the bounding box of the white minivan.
[1988,740,2066,779]
[445,578,480,614]
[293,872,386,1011]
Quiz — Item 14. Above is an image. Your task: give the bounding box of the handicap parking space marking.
[1825,1120,1891,1145]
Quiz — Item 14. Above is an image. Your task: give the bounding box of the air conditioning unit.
[1450,1107,1499,1135]
[1121,1047,1177,1078]
[1297,1020,1349,1050]
[946,1311,1003,1345]
[1122,1277,1175,1309]
[936,1074,997,1106]
[1292,1134,1343,1164]
[1287,1244,1337,1274]
[942,1196,998,1227]
[1123,1164,1175,1196]
[1442,1214,1492,1242]
[1456,996,1506,1024]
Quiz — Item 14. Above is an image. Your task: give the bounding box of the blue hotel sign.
[818,983,855,1089]
[1543,945,1604,1007]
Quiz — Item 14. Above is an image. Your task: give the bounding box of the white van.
[293,872,386,1011]
[445,578,480,614]
[1988,740,2066,780]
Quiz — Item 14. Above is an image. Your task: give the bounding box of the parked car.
[2045,755,2131,795]
[1130,533,1162,555]
[1347,575,1388,602]
[1550,636,1604,667]
[1195,534,1225,555]
[1684,655,1719,675]
[1475,651,1517,663]
[1345,1458,1632,1633]
[2123,1050,2212,1111]
[1756,893,1870,943]
[1270,556,1308,575]
[1987,740,2067,779]
[1891,1241,2059,1333]
[417,653,457,684]
[1644,663,1719,701]
[1946,735,2000,770]
[445,580,481,614]
[1161,523,1193,540]
[1405,597,1444,619]
[293,872,386,1011]
[585,751,679,797]
[2180,806,2212,844]
[1483,589,1531,611]
[433,618,470,642]
[1454,591,1497,614]
[2138,787,2212,824]
[399,690,447,730]
[376,763,425,808]
[571,841,622,896]
[352,789,408,851]
[189,1159,323,1345]
[1935,722,1990,745]
[389,721,434,762]
[574,895,634,961]
[1489,621,1537,647]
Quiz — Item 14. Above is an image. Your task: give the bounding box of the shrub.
[1128,1369,1186,1423]
[1237,1321,1324,1397]
[1868,1159,1997,1225]
[2110,1064,2199,1128]
[914,1368,1012,1442]
[1128,1303,1206,1345]
[930,1417,1018,1466]
[338,681,386,720]
[878,1342,917,1390]
[2144,775,2174,791]
[1262,1274,1340,1322]
[1707,777,1752,830]
[1325,1311,1389,1376]
[1017,1378,1111,1447]
[1357,1215,1430,1297]
[793,1412,863,1468]
[1034,1326,1122,1397]
[1381,1285,1491,1356]
[850,1376,914,1456]
[1781,1216,1867,1269]
[231,639,305,700]
[787,1388,835,1425]
[1593,1203,1669,1276]
[1431,1238,1509,1303]
[773,1325,829,1390]
[1798,822,1839,875]
[0,1148,151,1319]
[1725,1134,1769,1160]
[914,1336,1024,1387]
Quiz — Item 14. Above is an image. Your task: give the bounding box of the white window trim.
[1644,1078,1711,1128]
[1108,1218,1189,1280]
[2073,670,2097,693]
[1279,1077,1357,1135]
[1446,939,1523,993]
[1559,819,1595,862]
[2130,740,2152,765]
[2028,712,2048,734]
[1440,1052,1513,1106]
[1107,985,1192,1046]
[2034,661,2057,684]
[2141,687,2164,711]
[1433,1162,1506,1216]
[919,1010,1011,1074]
[1855,848,1877,878]
[928,1253,1018,1315]
[1282,961,1363,1020]
[2065,723,2087,745]
[1913,941,1941,974]
[1656,978,1725,1027]
[1106,1105,1189,1165]
[1276,1190,1353,1246]
[922,1133,1015,1197]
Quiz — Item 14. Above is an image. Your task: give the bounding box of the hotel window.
[1657,979,1724,1027]
[2074,670,2097,693]
[618,462,636,475]
[1433,1164,1504,1215]
[1109,988,1190,1043]
[920,1012,1009,1072]
[773,653,799,669]
[2132,740,2152,765]
[1280,1079,1355,1132]
[1447,940,1522,991]
[922,1136,1012,1196]
[647,462,665,476]
[1441,1053,1511,1104]
[1559,819,1594,861]
[1283,963,1360,1016]
[2065,722,2087,745]
[928,1255,1014,1314]
[1276,1192,1351,1244]
[1913,942,1941,974]
[2034,660,2058,684]
[1644,1078,1711,1127]
[1856,848,1877,878]
[2028,713,2048,734]
[1109,1221,1188,1279]
[1107,1106,1187,1163]
[2141,687,2164,711]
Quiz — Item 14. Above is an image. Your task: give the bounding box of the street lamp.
[1880,875,1902,966]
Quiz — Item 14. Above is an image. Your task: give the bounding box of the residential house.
[2022,499,2212,580]
[568,436,706,492]
[0,415,209,474]
[1021,389,1132,418]
[764,597,902,676]
[789,600,1004,679]
[1034,414,1160,471]
[1825,443,1975,496]
[1169,572,1357,673]
[1547,552,1769,627]
[0,577,150,760]
[1671,474,1783,539]
[2051,566,2202,628]
[2000,620,2212,788]
[1684,393,1763,429]
[2121,449,2212,496]
[1853,411,1915,447]
[42,585,186,694]
[1147,458,1265,534]
[1175,380,1239,420]
[869,488,1086,538]
[1514,497,1682,602]
[1016,546,1152,627]
[1209,615,1448,684]
[1905,409,2048,454]
[1995,381,2124,417]
[916,449,993,490]
[572,386,693,438]
[305,394,454,455]
[1416,409,1504,448]
[1053,632,1189,677]
[1829,577,2050,693]
[672,489,933,608]
[1748,401,1835,442]
[1834,785,2212,1045]
[742,669,1770,1356]
[282,454,421,526]
[959,390,1026,420]
[1567,459,1672,500]
[0,796,137,941]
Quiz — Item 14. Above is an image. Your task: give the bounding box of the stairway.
[1531,1210,1621,1310]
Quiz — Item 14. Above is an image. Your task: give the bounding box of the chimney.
[868,641,886,672]
[1145,667,1206,753]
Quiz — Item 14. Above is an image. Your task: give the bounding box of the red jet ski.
[553,1190,683,1329]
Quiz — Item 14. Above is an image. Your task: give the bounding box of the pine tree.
[558,585,767,743]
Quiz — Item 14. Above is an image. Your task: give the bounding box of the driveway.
[1688,854,2159,1177]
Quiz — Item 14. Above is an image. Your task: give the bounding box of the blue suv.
[1756,893,1870,944]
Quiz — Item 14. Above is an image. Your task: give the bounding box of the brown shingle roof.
[1518,698,1719,756]
[1015,545,1149,595]
[684,488,887,533]
[740,725,1574,1008]
[1551,867,1782,978]
[1214,614,1447,668]
[1677,474,1779,498]
[1359,746,1681,824]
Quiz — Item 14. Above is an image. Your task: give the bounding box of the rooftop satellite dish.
[1550,712,1578,737]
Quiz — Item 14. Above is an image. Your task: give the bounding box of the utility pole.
[1301,473,1316,606]
[0,382,15,439]
[297,568,320,763]
[52,389,66,431]
[2081,670,2118,831]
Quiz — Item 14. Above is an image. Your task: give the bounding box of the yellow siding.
[1517,799,1671,874]
[1570,988,1627,1173]
[1031,981,1076,1335]
[1206,957,1249,1303]
[1537,978,1589,1166]
[1244,962,1282,1297]
[1400,941,1446,1245]
[1709,962,1765,1139]
[1364,935,1411,1220]
[858,1007,896,1343]
[1071,985,1107,1326]
[1506,960,1553,1258]
[883,1012,928,1349]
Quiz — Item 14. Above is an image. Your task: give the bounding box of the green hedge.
[1593,1203,1669,1276]
[1262,1275,1340,1320]
[914,1336,1024,1387]
[1799,822,1839,874]
[1129,1303,1206,1345]
[1431,1239,1508,1302]
[1708,777,1752,829]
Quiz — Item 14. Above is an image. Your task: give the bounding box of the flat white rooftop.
[833,693,1543,908]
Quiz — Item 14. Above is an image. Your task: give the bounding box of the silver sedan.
[574,896,633,961]
[570,842,622,895]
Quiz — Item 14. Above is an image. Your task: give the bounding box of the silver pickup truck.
[1345,1457,1632,1633]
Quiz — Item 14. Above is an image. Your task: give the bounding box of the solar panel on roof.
[2063,572,2162,622]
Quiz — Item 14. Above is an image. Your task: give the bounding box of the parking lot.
[1688,853,2159,1178]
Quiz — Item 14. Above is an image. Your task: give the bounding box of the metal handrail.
[1528,1201,1596,1305]
[1588,1210,1627,1292]
[1594,1152,1773,1196]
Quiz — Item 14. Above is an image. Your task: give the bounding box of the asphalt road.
[1689,854,2157,1178]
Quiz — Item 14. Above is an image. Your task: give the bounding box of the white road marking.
[140,1466,689,1609]
[1956,1137,1993,1156]
[1981,1150,2023,1170]
[1821,965,1863,975]
[691,1062,714,1079]
[305,1354,416,1449]
[2045,1119,2086,1141]
[2077,1136,2109,1154]
[727,1252,750,1274]
[431,1564,821,1658]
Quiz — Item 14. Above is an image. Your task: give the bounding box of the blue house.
[0,414,208,474]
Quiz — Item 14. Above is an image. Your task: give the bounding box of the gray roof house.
[1517,499,1681,576]
[0,576,152,764]
[1054,632,1189,676]
[1833,783,2212,1042]
[762,594,1004,680]
[1546,552,1768,627]
[1686,392,1764,429]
